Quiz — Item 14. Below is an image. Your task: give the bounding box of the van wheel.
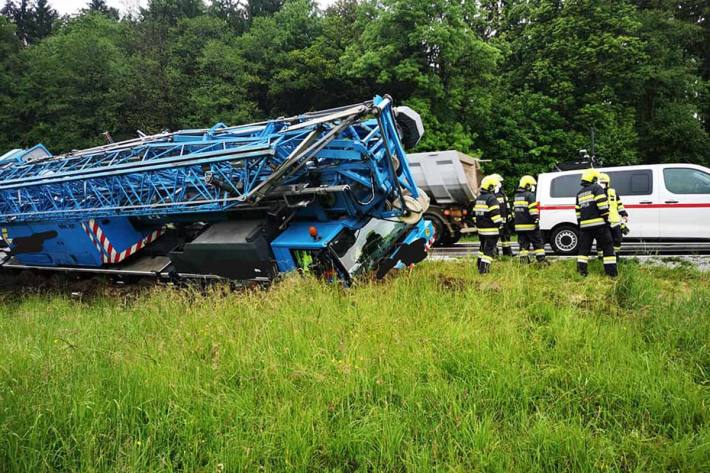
[550,224,579,255]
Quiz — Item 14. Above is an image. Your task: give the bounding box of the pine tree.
[1,0,31,44]
[86,0,119,19]
[29,0,57,43]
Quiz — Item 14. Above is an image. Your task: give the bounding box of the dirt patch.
[436,274,468,291]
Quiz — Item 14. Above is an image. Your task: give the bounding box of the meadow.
[0,259,708,472]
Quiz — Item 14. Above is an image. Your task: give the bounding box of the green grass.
[0,259,708,472]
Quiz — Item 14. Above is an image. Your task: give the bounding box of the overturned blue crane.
[0,95,434,282]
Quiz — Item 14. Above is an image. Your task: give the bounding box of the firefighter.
[491,173,514,256]
[576,169,617,277]
[513,175,546,263]
[474,175,504,274]
[597,172,629,257]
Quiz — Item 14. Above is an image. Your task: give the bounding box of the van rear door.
[604,168,659,238]
[658,166,710,239]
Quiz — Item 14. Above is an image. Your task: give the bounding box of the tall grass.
[0,259,708,472]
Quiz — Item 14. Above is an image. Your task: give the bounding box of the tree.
[85,0,120,20]
[0,16,21,150]
[208,0,248,32]
[1,0,31,43]
[1,0,57,44]
[141,0,205,25]
[29,0,57,42]
[247,0,284,19]
[633,1,710,163]
[0,0,707,169]
[341,0,500,153]
[17,14,130,151]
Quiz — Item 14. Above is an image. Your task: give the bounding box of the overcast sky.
[50,1,335,16]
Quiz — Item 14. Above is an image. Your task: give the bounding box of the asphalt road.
[432,241,710,258]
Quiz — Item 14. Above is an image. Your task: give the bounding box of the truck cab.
[538,164,710,254]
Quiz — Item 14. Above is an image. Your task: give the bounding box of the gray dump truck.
[407,150,482,246]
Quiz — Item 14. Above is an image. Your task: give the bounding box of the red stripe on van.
[540,203,710,211]
[539,205,575,210]
[624,203,710,209]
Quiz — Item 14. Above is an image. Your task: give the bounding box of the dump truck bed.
[407,150,481,205]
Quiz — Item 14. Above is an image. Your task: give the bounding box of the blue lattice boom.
[0,96,419,225]
[0,96,434,280]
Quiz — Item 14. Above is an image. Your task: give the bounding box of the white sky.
[50,1,336,16]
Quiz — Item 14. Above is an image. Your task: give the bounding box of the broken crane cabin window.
[330,219,408,276]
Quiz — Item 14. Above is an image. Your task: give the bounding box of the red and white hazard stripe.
[82,219,165,264]
[424,235,436,253]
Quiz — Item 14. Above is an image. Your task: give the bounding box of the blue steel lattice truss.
[0,96,421,225]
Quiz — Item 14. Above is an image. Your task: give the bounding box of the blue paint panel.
[4,222,102,266]
[4,217,154,267]
[270,219,359,272]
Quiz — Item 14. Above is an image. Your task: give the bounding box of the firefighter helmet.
[480,175,501,191]
[490,173,504,182]
[519,175,537,189]
[581,168,600,184]
[598,172,611,184]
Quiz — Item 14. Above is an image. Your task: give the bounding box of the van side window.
[664,168,710,194]
[550,174,581,198]
[607,170,653,195]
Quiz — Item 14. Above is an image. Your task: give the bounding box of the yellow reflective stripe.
[501,242,513,248]
[528,202,538,208]
[481,256,493,263]
[478,228,499,235]
[474,205,488,210]
[491,216,503,223]
[580,218,605,228]
[519,250,529,256]
[514,200,528,206]
[534,249,545,255]
[488,205,499,211]
[603,256,617,264]
[594,194,607,200]
[529,209,540,215]
[515,224,536,231]
[577,256,589,262]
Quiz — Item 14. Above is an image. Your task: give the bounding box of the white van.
[538,164,710,254]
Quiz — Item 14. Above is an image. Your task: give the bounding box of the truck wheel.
[549,224,579,255]
[426,213,448,247]
[445,229,462,246]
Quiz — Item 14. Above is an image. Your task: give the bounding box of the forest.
[0,0,708,178]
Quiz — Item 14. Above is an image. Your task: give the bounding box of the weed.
[0,260,708,472]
